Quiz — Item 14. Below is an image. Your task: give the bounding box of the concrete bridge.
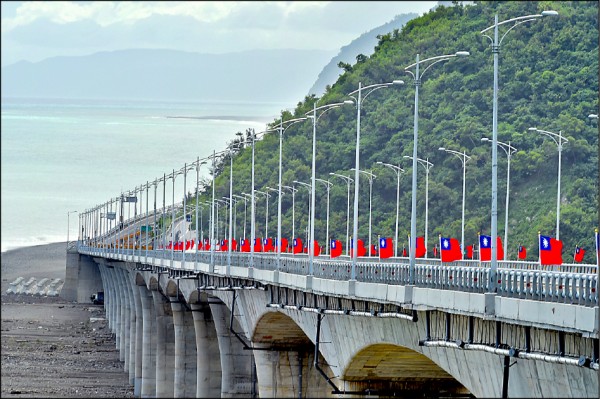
[62,239,599,398]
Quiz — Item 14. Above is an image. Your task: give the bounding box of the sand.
[1,242,134,398]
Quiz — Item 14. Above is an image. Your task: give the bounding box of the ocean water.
[1,97,288,252]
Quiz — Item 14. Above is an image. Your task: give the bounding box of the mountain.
[307,12,419,97]
[0,48,336,104]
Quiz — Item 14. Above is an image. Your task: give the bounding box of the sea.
[1,97,289,253]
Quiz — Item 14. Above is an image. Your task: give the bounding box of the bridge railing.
[78,245,598,306]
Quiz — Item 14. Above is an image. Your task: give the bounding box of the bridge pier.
[131,275,143,396]
[116,268,129,363]
[122,270,135,385]
[170,296,198,397]
[191,302,222,397]
[139,283,157,398]
[119,267,132,373]
[151,289,175,397]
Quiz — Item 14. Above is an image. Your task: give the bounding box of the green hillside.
[192,1,599,263]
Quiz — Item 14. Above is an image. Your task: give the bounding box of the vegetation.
[187,1,598,263]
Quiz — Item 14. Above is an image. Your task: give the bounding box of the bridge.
[63,217,599,397]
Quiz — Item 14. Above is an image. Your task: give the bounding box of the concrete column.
[97,264,111,329]
[119,269,134,377]
[139,284,157,398]
[253,349,312,398]
[127,276,137,386]
[131,279,144,396]
[62,251,103,302]
[152,290,175,398]
[210,301,254,397]
[191,302,222,397]
[117,268,131,364]
[170,297,197,398]
[115,268,127,362]
[108,267,122,350]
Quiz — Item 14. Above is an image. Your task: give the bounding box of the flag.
[313,240,321,256]
[539,234,563,265]
[293,238,303,254]
[230,239,237,251]
[574,246,585,263]
[497,236,505,260]
[350,239,367,257]
[433,245,438,258]
[241,238,250,252]
[275,238,289,253]
[518,245,526,259]
[203,238,211,251]
[402,247,408,257]
[465,245,473,259]
[263,238,274,252]
[220,239,228,252]
[330,239,342,258]
[379,237,393,259]
[370,244,377,256]
[415,236,426,258]
[440,236,462,262]
[479,234,491,261]
[253,237,263,253]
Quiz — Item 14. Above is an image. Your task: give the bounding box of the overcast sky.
[1,1,438,67]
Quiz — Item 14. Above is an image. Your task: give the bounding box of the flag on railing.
[433,244,438,258]
[293,238,303,254]
[402,247,408,257]
[253,237,263,253]
[349,238,367,257]
[263,238,274,252]
[274,238,288,253]
[313,240,321,256]
[240,238,250,252]
[539,233,563,265]
[230,239,237,251]
[465,245,473,259]
[220,239,228,252]
[518,245,526,260]
[440,236,462,262]
[573,246,585,263]
[330,239,342,258]
[370,244,377,256]
[479,234,504,261]
[379,237,393,259]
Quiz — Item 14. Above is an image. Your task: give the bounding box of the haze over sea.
[1,97,287,253]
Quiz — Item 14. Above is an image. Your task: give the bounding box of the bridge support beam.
[191,302,222,397]
[152,290,175,397]
[62,251,103,302]
[171,296,198,397]
[118,268,132,374]
[116,268,130,364]
[122,271,136,385]
[139,284,157,398]
[131,276,143,396]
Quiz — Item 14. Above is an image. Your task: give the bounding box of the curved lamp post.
[348,80,404,278]
[254,189,271,239]
[282,185,298,251]
[329,172,353,255]
[527,127,568,239]
[481,10,557,292]
[403,156,433,257]
[439,147,471,253]
[306,101,352,274]
[376,162,405,257]
[482,138,516,255]
[405,50,469,284]
[315,178,333,255]
[351,168,377,255]
[293,180,312,250]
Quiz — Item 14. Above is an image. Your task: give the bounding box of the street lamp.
[293,180,312,250]
[233,194,249,241]
[403,156,434,257]
[376,162,405,257]
[405,50,469,284]
[255,189,271,239]
[481,10,557,292]
[527,127,568,239]
[282,185,298,250]
[315,178,333,255]
[439,147,471,253]
[67,210,78,249]
[305,101,352,274]
[350,168,377,255]
[481,138,516,255]
[329,172,353,255]
[348,80,404,278]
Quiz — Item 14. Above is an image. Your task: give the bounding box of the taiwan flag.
[539,234,563,265]
[479,234,492,261]
[312,241,321,257]
[293,238,303,254]
[240,238,250,252]
[330,239,342,258]
[370,244,377,256]
[220,239,228,252]
[379,237,393,259]
[440,236,462,262]
[203,239,211,251]
[263,238,274,252]
[415,236,426,258]
[253,237,263,253]
[276,238,289,253]
[230,239,237,251]
[350,239,367,257]
[518,245,526,260]
[465,245,473,259]
[573,246,585,263]
[402,247,408,257]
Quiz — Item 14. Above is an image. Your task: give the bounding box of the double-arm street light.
[293,180,312,250]
[272,117,307,268]
[481,10,557,292]
[315,178,333,255]
[439,147,471,253]
[376,162,405,257]
[254,189,271,239]
[405,50,469,283]
[282,185,298,249]
[306,101,352,275]
[348,80,403,278]
[233,194,249,240]
[527,127,568,240]
[482,138,516,255]
[329,172,353,255]
[403,156,433,257]
[351,168,377,255]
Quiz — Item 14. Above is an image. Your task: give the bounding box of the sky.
[1,1,438,67]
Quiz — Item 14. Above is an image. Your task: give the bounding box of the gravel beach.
[1,243,133,398]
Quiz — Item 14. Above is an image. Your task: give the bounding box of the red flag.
[539,235,563,265]
[220,239,228,252]
[263,238,274,252]
[203,238,210,251]
[167,241,173,250]
[370,244,377,256]
[433,245,438,258]
[497,236,505,261]
[479,235,504,261]
[402,247,407,257]
[253,238,263,252]
[230,239,237,251]
[415,236,426,258]
[330,239,342,258]
[276,238,289,253]
[574,246,585,262]
[350,239,367,257]
[518,245,526,259]
[440,236,462,262]
[466,245,473,259]
[379,237,393,259]
[293,238,303,254]
[241,238,250,252]
[313,241,321,256]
